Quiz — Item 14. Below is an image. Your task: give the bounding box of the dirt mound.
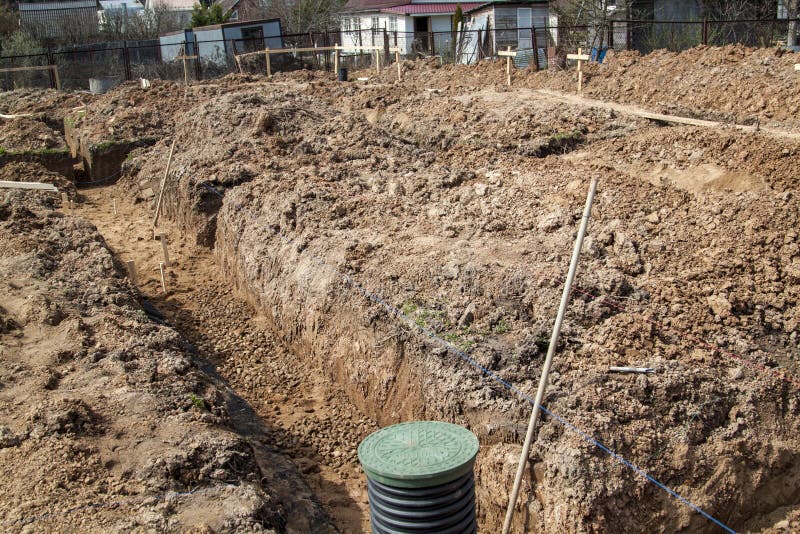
[0,161,76,198]
[114,69,800,531]
[0,190,335,532]
[526,45,800,128]
[0,117,66,151]
[0,88,94,129]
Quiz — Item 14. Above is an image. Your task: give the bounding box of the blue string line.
[201,181,736,534]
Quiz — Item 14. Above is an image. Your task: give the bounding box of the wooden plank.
[567,54,590,61]
[0,65,55,74]
[498,50,518,57]
[236,45,401,60]
[0,180,58,192]
[795,64,800,71]
[172,55,198,60]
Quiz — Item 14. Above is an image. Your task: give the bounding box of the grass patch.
[189,393,206,411]
[0,147,70,157]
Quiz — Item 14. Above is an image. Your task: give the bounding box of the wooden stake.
[334,45,339,76]
[158,233,171,267]
[126,260,138,286]
[502,178,598,534]
[61,192,69,212]
[53,65,61,90]
[265,48,272,77]
[506,46,512,86]
[113,197,117,215]
[396,50,401,81]
[152,136,177,231]
[375,50,381,74]
[158,262,167,292]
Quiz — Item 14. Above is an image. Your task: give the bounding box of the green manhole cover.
[358,421,479,488]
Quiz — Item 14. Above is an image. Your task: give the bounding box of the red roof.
[380,2,485,14]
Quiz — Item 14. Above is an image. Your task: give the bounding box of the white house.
[339,0,485,56]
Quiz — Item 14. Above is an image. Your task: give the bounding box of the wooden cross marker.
[265,48,272,77]
[498,47,517,86]
[567,47,590,93]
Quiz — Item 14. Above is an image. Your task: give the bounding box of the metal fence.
[1,18,797,91]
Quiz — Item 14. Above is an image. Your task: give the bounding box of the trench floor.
[76,183,374,533]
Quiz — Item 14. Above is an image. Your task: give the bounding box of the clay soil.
[1,44,800,533]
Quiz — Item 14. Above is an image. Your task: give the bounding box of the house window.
[229,9,239,20]
[389,16,397,32]
[371,16,379,29]
[343,17,351,31]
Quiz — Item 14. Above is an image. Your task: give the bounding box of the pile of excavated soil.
[5,45,800,532]
[0,117,66,151]
[118,72,800,531]
[0,162,76,198]
[0,88,94,125]
[525,45,800,127]
[0,190,334,532]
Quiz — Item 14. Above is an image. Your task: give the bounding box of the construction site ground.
[1,44,799,533]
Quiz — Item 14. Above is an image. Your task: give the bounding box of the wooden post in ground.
[334,45,339,76]
[566,48,590,93]
[158,262,167,292]
[265,48,272,77]
[152,136,178,232]
[61,192,69,212]
[531,27,540,71]
[158,233,171,267]
[395,49,401,81]
[181,44,189,87]
[506,46,512,86]
[53,65,61,90]
[113,197,117,215]
[127,260,138,286]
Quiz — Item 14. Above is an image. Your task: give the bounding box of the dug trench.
[102,79,800,532]
[10,50,800,530]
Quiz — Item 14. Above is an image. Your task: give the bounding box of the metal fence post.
[46,46,56,89]
[702,18,709,45]
[194,35,201,80]
[532,26,539,70]
[123,41,132,81]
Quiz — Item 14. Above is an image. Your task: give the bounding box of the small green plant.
[136,309,147,321]
[492,320,511,334]
[189,393,206,411]
[401,300,418,316]
[0,147,6,156]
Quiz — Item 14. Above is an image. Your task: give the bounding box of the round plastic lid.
[358,421,480,489]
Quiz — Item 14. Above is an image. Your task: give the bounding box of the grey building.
[19,0,101,41]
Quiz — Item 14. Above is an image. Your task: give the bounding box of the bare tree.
[554,0,631,51]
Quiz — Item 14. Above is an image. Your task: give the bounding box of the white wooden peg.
[157,233,171,267]
[159,262,167,292]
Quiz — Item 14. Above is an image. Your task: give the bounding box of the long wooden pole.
[501,178,599,534]
[152,136,177,232]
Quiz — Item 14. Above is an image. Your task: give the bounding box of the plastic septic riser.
[358,421,479,534]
